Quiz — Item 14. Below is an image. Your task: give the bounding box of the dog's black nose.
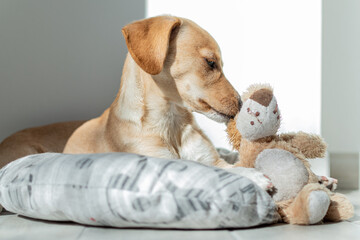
[238,98,243,110]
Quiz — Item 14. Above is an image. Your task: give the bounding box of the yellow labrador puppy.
[0,16,272,191]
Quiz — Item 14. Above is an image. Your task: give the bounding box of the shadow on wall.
[0,0,145,142]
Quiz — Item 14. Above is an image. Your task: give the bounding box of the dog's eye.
[205,58,216,69]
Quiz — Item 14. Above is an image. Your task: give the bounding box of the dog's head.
[122,16,241,123]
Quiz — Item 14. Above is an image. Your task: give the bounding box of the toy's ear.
[241,83,273,102]
[226,117,242,150]
[122,16,181,75]
[249,88,273,106]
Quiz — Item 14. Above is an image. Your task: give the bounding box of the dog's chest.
[134,130,181,160]
[146,121,183,158]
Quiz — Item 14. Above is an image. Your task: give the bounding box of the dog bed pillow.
[0,152,278,229]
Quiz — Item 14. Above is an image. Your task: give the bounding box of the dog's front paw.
[0,204,2,213]
[247,170,276,194]
[226,167,275,193]
[318,175,338,191]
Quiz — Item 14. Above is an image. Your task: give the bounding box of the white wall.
[322,0,360,153]
[0,0,145,142]
[147,0,322,149]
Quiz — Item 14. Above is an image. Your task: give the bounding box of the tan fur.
[227,85,354,224]
[122,16,181,75]
[279,132,327,159]
[279,184,354,224]
[278,184,330,224]
[64,16,240,167]
[227,117,242,150]
[0,16,240,170]
[0,121,85,168]
[325,192,355,222]
[234,136,318,183]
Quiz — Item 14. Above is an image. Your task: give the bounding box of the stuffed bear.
[226,83,354,225]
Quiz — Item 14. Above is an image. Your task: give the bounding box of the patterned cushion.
[0,153,278,229]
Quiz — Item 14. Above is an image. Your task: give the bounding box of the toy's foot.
[318,175,338,191]
[226,167,275,193]
[325,193,354,221]
[308,190,331,224]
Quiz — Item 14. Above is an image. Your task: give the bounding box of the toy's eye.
[205,58,216,69]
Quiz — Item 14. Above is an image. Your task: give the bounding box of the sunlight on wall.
[147,0,321,149]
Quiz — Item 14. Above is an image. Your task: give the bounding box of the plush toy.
[227,84,354,225]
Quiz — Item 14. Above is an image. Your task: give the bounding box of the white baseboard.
[329,152,359,190]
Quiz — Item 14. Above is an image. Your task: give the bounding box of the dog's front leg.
[214,156,274,192]
[226,167,274,192]
[179,127,273,192]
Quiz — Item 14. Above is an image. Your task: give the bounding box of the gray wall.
[322,0,360,153]
[0,0,145,142]
[322,0,360,189]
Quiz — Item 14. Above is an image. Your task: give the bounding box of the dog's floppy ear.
[122,16,181,75]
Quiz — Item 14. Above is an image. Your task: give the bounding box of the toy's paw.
[308,190,331,224]
[318,175,338,191]
[226,167,275,194]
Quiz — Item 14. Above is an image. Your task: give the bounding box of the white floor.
[1,190,359,240]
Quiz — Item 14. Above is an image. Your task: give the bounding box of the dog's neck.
[108,54,193,153]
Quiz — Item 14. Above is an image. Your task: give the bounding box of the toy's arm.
[226,119,242,150]
[278,132,327,159]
